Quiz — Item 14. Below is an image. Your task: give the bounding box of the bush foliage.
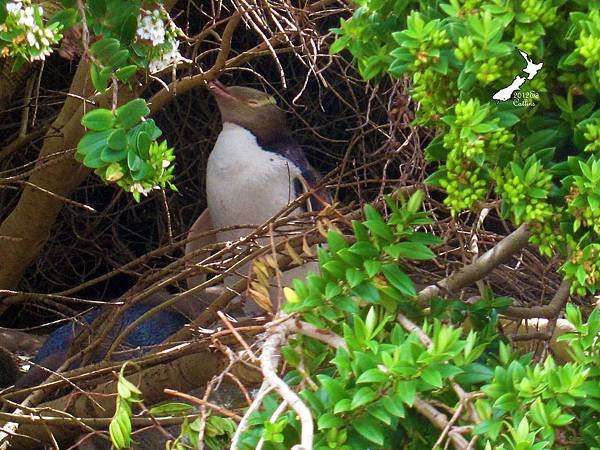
[332,0,600,295]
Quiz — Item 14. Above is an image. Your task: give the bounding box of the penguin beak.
[208,80,234,99]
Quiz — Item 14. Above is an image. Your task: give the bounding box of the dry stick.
[255,400,289,450]
[505,279,571,319]
[415,224,531,307]
[163,388,242,422]
[229,382,276,450]
[261,320,314,450]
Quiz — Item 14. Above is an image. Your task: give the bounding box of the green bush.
[237,192,600,449]
[331,0,600,295]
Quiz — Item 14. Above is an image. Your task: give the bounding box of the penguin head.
[208,80,288,144]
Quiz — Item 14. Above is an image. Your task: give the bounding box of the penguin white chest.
[206,122,302,242]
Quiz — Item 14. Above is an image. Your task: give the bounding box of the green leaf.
[382,395,405,418]
[81,108,115,131]
[356,368,388,384]
[90,64,110,91]
[132,161,152,180]
[351,378,378,402]
[127,149,142,171]
[368,403,392,425]
[318,413,344,429]
[49,8,79,28]
[107,128,127,149]
[90,37,120,62]
[101,146,127,163]
[346,267,366,288]
[77,129,112,156]
[108,49,130,69]
[115,99,150,129]
[149,402,194,416]
[421,367,443,388]
[349,241,380,258]
[381,264,416,296]
[364,219,393,241]
[115,65,138,82]
[333,398,351,414]
[364,260,381,278]
[329,35,350,54]
[384,242,436,260]
[327,230,348,253]
[352,282,380,303]
[352,415,385,446]
[88,0,107,17]
[136,131,152,158]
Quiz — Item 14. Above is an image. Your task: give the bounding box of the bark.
[0,60,138,310]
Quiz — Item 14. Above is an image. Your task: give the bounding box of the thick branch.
[416,224,530,306]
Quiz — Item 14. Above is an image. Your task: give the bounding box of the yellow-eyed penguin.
[186,81,327,314]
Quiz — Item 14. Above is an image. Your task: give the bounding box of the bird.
[186,80,328,314]
[518,49,543,80]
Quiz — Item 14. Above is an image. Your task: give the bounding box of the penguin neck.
[221,119,293,153]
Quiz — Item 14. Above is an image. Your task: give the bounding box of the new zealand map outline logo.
[492,48,543,103]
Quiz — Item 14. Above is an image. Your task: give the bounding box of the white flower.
[162,159,170,168]
[130,183,152,196]
[148,40,181,73]
[26,31,36,47]
[136,13,166,46]
[6,1,22,14]
[16,7,35,28]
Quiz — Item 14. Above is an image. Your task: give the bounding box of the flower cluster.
[117,140,176,202]
[136,9,166,46]
[135,8,182,74]
[148,40,180,73]
[1,0,62,62]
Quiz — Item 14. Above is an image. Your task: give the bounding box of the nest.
[0,0,568,333]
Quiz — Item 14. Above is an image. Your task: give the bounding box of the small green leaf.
[352,282,380,303]
[90,37,120,62]
[149,402,194,416]
[90,64,110,91]
[351,386,377,410]
[136,131,151,158]
[115,99,150,129]
[384,242,436,260]
[81,108,115,131]
[421,367,443,388]
[329,35,350,54]
[115,64,138,82]
[127,149,142,171]
[108,49,130,69]
[77,129,112,157]
[352,415,385,446]
[317,413,344,429]
[356,368,388,384]
[382,395,405,418]
[381,264,416,296]
[107,128,127,149]
[101,146,128,163]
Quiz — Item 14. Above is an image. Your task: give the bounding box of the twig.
[163,388,242,421]
[261,317,314,450]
